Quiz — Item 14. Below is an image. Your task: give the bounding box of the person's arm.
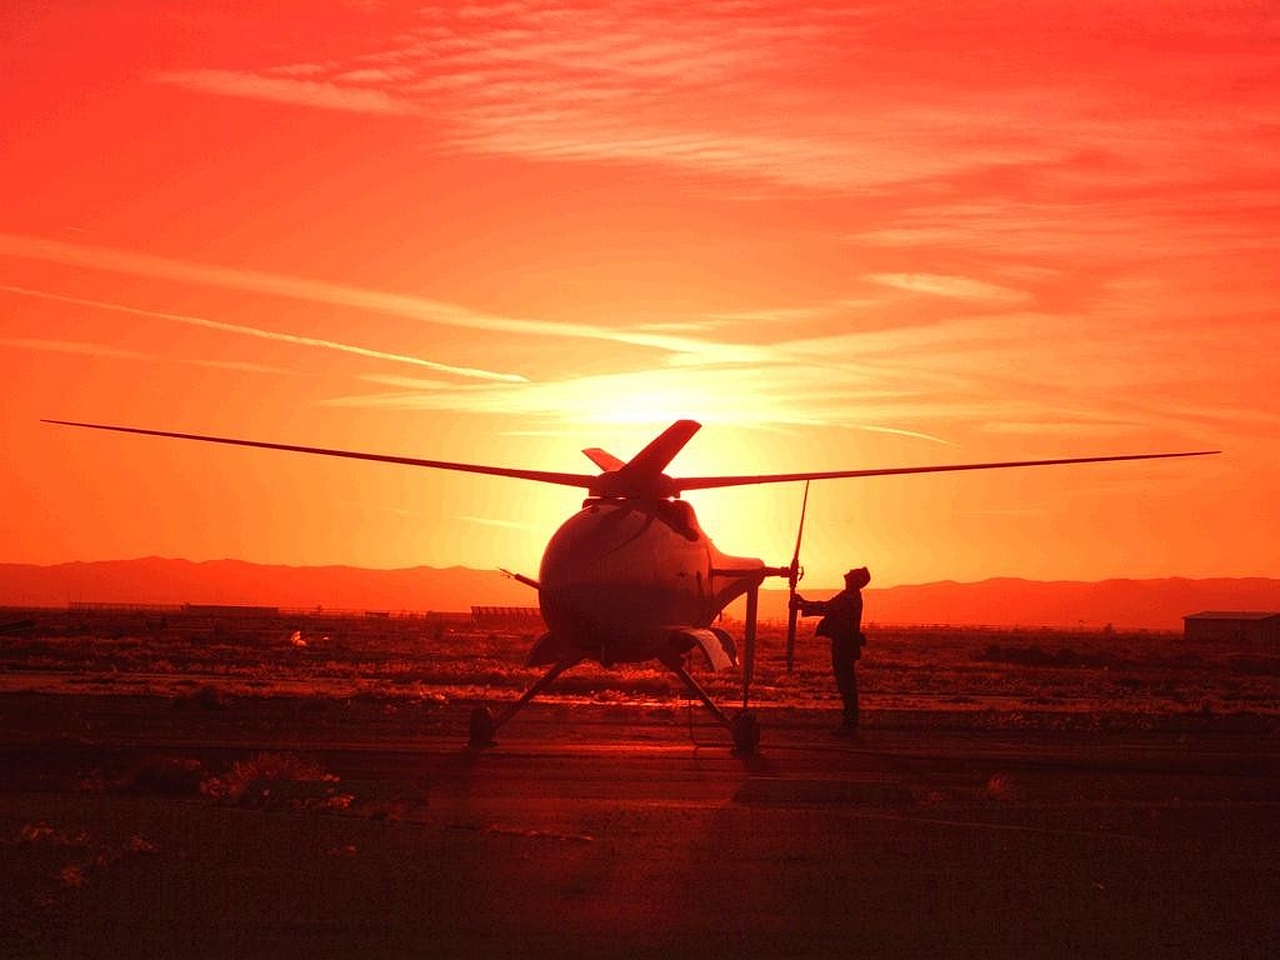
[790,594,829,616]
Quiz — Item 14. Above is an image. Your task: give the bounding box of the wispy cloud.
[0,338,154,363]
[0,233,764,364]
[855,424,960,447]
[0,221,1193,446]
[358,374,455,390]
[154,69,420,115]
[147,1,1274,204]
[0,283,525,383]
[336,67,417,84]
[866,273,1030,304]
[305,298,1233,448]
[265,62,334,78]
[458,514,540,532]
[855,191,1280,263]
[0,337,293,376]
[138,3,1043,192]
[319,359,1009,438]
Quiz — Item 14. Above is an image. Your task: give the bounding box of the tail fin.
[587,420,701,498]
[619,420,700,479]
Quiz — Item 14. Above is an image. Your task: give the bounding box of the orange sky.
[2,0,1276,589]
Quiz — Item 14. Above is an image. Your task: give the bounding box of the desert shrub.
[974,644,1118,669]
[119,755,206,795]
[984,773,1021,801]
[200,751,336,803]
[976,644,1048,666]
[1227,656,1280,676]
[552,671,675,699]
[172,684,230,710]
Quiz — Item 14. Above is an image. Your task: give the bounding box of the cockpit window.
[659,499,701,540]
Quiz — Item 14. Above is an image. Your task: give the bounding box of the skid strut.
[468,655,761,757]
[468,661,569,748]
[665,657,761,757]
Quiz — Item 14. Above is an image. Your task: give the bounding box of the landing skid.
[465,657,762,756]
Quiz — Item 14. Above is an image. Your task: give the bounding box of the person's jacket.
[802,588,865,648]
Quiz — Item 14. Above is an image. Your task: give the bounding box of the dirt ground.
[2,690,1278,960]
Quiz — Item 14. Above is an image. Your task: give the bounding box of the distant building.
[1183,611,1280,647]
[471,606,544,631]
[181,604,280,617]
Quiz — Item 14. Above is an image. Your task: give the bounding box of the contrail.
[856,424,960,446]
[0,284,526,383]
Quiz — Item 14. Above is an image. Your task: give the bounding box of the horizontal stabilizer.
[500,568,540,590]
[582,447,625,472]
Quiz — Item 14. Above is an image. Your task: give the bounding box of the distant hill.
[0,558,532,613]
[1,558,1276,629]
[796,577,1280,631]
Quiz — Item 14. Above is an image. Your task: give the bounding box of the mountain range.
[1,558,1277,630]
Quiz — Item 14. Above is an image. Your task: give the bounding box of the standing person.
[792,567,870,735]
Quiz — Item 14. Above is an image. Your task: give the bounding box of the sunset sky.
[3,0,1276,590]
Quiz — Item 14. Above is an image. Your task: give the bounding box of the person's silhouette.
[792,567,870,735]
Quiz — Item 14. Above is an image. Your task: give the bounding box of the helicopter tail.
[619,420,701,478]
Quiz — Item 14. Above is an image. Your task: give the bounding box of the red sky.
[2,0,1276,588]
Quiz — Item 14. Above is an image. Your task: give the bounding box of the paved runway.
[2,696,1277,959]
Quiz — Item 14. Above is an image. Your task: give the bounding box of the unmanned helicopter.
[44,417,1216,754]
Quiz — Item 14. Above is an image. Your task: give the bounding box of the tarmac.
[2,696,1277,959]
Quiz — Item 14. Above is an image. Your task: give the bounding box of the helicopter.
[44,417,1217,754]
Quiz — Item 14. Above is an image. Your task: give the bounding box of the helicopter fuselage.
[535,498,765,666]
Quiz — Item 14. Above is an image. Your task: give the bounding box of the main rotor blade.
[42,420,598,489]
[45,420,1220,498]
[674,449,1219,492]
